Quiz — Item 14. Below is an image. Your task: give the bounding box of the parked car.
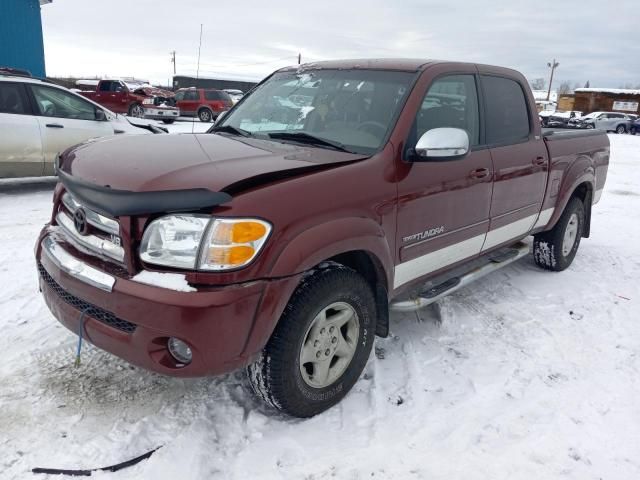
[79,79,179,123]
[568,111,631,133]
[174,88,233,122]
[36,59,609,418]
[545,111,583,128]
[0,73,165,178]
[223,89,244,104]
[630,116,640,135]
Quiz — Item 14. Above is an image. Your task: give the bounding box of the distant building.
[0,0,51,77]
[173,75,260,93]
[532,90,558,103]
[557,94,576,112]
[574,88,640,115]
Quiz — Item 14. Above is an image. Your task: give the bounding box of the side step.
[390,242,529,312]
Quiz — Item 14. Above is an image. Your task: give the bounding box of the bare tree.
[558,81,573,94]
[584,80,590,88]
[530,78,546,90]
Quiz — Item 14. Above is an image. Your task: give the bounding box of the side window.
[174,91,185,101]
[482,75,530,145]
[412,74,480,147]
[0,83,29,114]
[184,90,200,101]
[205,90,221,101]
[31,85,98,121]
[98,81,112,92]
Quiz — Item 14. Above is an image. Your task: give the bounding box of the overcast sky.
[41,0,639,88]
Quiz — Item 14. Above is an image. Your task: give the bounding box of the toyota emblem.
[73,208,89,235]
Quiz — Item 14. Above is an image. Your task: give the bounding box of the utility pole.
[546,59,559,101]
[298,53,301,65]
[170,50,176,75]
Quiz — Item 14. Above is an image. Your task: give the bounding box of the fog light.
[167,337,192,365]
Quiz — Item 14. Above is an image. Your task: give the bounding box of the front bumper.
[143,107,180,120]
[36,231,297,377]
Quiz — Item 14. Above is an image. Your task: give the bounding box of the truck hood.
[59,133,367,194]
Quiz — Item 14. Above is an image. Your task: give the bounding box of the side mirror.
[412,127,469,161]
[95,109,107,121]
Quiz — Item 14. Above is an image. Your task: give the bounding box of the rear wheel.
[162,119,175,124]
[128,103,144,118]
[616,124,627,134]
[247,264,376,418]
[631,126,637,135]
[198,108,213,122]
[533,197,584,271]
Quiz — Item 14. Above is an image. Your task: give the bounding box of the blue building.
[0,0,51,77]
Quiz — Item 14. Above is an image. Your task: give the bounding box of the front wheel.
[533,197,584,271]
[247,264,376,418]
[162,119,175,124]
[198,108,213,122]
[128,103,144,118]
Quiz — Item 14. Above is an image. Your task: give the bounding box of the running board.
[390,242,530,312]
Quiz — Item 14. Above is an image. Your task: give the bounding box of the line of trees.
[530,78,640,94]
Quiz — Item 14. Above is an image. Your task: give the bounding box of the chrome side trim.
[481,213,538,251]
[394,233,485,289]
[62,192,120,235]
[42,236,115,292]
[56,211,125,262]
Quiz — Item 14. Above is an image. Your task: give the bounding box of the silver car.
[0,73,165,178]
[570,111,631,133]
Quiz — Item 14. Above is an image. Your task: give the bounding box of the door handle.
[532,156,546,166]
[469,168,490,179]
[45,123,64,128]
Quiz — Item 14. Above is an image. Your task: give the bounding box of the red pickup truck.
[79,79,179,123]
[36,59,609,418]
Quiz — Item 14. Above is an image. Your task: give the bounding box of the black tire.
[631,127,637,135]
[162,119,175,124]
[615,124,627,134]
[247,264,376,418]
[533,197,585,271]
[586,124,594,129]
[198,108,213,122]
[128,103,144,118]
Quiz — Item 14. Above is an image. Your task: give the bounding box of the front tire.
[247,264,376,418]
[162,119,175,124]
[198,108,213,122]
[533,197,585,271]
[128,103,144,118]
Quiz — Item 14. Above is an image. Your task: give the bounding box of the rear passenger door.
[0,82,43,178]
[479,73,548,251]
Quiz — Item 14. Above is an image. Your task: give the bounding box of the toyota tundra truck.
[35,59,609,418]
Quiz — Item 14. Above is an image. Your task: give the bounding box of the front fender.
[269,217,394,289]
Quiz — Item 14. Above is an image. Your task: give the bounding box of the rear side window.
[183,90,200,101]
[0,83,28,114]
[205,90,222,100]
[99,81,112,92]
[482,75,530,145]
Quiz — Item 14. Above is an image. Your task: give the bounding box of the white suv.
[0,73,165,178]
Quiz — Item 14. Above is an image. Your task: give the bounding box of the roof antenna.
[192,23,203,134]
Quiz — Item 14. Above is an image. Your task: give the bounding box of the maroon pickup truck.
[35,59,609,418]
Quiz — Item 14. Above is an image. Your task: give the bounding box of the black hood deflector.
[58,169,232,217]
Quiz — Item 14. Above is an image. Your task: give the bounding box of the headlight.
[139,215,271,271]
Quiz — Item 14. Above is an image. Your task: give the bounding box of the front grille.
[38,263,137,334]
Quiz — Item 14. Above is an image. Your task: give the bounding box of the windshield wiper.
[267,132,353,153]
[211,124,251,137]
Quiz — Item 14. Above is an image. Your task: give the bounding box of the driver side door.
[28,84,114,174]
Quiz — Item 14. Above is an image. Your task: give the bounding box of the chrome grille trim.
[56,211,125,262]
[62,192,120,235]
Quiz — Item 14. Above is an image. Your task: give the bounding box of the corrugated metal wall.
[0,0,46,77]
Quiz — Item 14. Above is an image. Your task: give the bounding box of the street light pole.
[546,59,559,101]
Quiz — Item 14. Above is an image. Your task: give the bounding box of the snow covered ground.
[1,134,639,479]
